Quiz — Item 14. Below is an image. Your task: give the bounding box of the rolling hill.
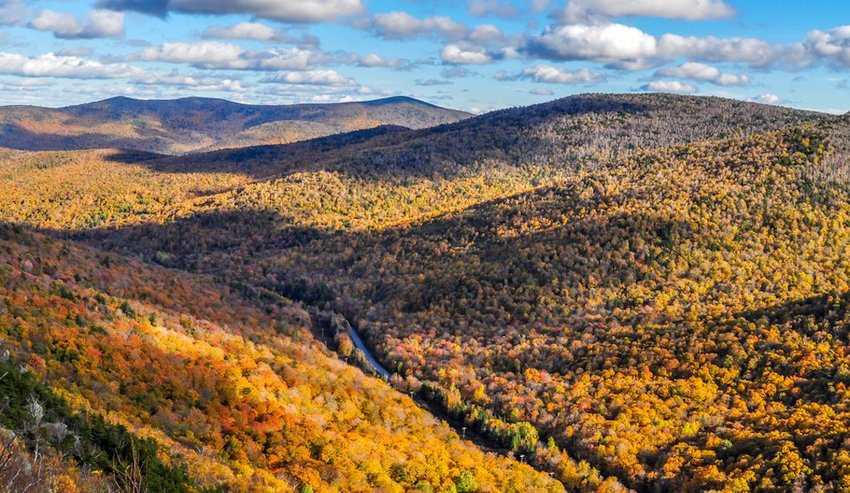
[0,222,564,492]
[118,93,836,180]
[0,95,471,154]
[2,93,850,492]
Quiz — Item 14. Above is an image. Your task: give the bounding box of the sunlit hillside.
[2,93,850,492]
[0,223,564,492]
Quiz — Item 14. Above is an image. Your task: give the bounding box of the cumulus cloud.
[134,72,247,92]
[202,22,286,42]
[655,62,749,86]
[365,11,467,40]
[641,80,698,93]
[131,42,323,71]
[202,23,322,48]
[805,26,850,68]
[657,34,808,68]
[524,22,810,70]
[752,93,782,105]
[31,9,124,39]
[530,87,554,95]
[468,24,507,42]
[98,0,364,23]
[493,70,511,81]
[135,41,244,66]
[262,70,356,86]
[258,82,392,104]
[526,23,657,67]
[129,40,414,73]
[0,49,252,97]
[512,64,606,84]
[0,52,145,79]
[440,44,493,64]
[339,53,413,70]
[561,0,734,22]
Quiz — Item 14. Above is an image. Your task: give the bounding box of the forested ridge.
[0,96,470,154]
[0,223,562,491]
[1,93,849,491]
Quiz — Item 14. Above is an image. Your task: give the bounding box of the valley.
[5,0,850,491]
[1,93,849,492]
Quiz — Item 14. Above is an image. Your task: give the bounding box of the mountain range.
[1,93,849,492]
[0,95,471,154]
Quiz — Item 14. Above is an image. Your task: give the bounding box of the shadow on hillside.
[47,178,699,326]
[97,95,658,181]
[101,124,414,179]
[737,291,850,341]
[0,125,169,153]
[56,208,336,275]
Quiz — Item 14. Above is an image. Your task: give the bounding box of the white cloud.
[752,93,782,105]
[517,64,606,84]
[806,26,850,68]
[263,70,355,86]
[527,23,658,65]
[340,53,412,69]
[655,62,749,86]
[134,72,247,92]
[657,34,806,68]
[468,24,506,42]
[256,81,390,105]
[562,0,734,22]
[367,11,468,40]
[98,0,364,23]
[248,49,326,71]
[493,70,511,81]
[137,41,244,65]
[0,50,254,97]
[641,80,698,93]
[525,22,810,70]
[440,44,492,64]
[31,9,124,39]
[201,23,322,49]
[133,42,322,71]
[0,52,145,79]
[201,22,287,42]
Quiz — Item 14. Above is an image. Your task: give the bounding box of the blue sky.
[0,0,848,113]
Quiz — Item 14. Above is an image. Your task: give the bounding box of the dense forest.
[1,93,850,491]
[0,223,564,491]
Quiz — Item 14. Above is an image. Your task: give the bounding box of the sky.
[0,0,849,113]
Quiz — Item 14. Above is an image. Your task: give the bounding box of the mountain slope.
[2,93,849,491]
[0,96,471,154]
[0,223,563,492]
[114,93,836,181]
[256,127,850,491]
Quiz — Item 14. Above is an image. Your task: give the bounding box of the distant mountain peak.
[361,96,442,108]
